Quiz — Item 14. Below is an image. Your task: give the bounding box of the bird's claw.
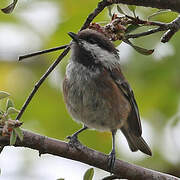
[108,151,116,173]
[66,134,82,149]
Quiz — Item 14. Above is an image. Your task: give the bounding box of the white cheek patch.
[81,41,121,70]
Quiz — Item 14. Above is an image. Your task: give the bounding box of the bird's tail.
[121,126,152,156]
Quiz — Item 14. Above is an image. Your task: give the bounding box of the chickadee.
[63,29,152,171]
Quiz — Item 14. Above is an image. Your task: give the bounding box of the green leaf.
[128,5,136,12]
[132,45,154,55]
[107,5,114,17]
[7,107,20,115]
[10,129,17,145]
[127,5,136,17]
[114,40,122,47]
[148,9,171,20]
[124,39,154,55]
[125,24,140,34]
[6,99,14,111]
[14,127,23,141]
[1,0,18,14]
[83,168,94,180]
[0,91,10,100]
[117,5,126,15]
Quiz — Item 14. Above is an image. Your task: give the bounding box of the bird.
[63,29,152,171]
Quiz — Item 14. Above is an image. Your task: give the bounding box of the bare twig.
[80,0,111,30]
[125,27,164,39]
[19,45,68,61]
[125,15,180,42]
[125,15,169,27]
[0,128,179,180]
[16,46,70,120]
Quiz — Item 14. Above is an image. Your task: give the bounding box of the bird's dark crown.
[77,29,118,54]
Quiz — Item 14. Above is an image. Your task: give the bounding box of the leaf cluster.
[0,91,23,145]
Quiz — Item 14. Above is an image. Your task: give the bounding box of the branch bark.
[107,0,180,13]
[0,129,179,180]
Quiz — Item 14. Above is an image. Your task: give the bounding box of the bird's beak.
[68,32,79,42]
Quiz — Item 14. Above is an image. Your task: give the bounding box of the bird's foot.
[108,150,116,173]
[66,134,82,150]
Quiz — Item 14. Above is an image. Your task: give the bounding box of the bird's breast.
[63,60,131,131]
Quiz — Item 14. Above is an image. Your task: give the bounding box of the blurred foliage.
[0,0,180,179]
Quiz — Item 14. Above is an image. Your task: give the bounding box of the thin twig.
[19,45,68,61]
[125,15,180,41]
[125,15,169,27]
[16,46,70,120]
[125,27,164,39]
[80,0,111,30]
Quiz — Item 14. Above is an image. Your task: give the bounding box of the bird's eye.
[88,38,97,44]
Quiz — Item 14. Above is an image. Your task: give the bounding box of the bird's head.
[68,29,119,69]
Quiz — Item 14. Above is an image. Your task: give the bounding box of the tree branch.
[81,0,180,31]
[107,0,180,13]
[0,129,179,180]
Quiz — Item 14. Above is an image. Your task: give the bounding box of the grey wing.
[120,82,142,136]
[111,69,142,136]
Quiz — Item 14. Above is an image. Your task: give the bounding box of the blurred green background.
[0,0,180,179]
